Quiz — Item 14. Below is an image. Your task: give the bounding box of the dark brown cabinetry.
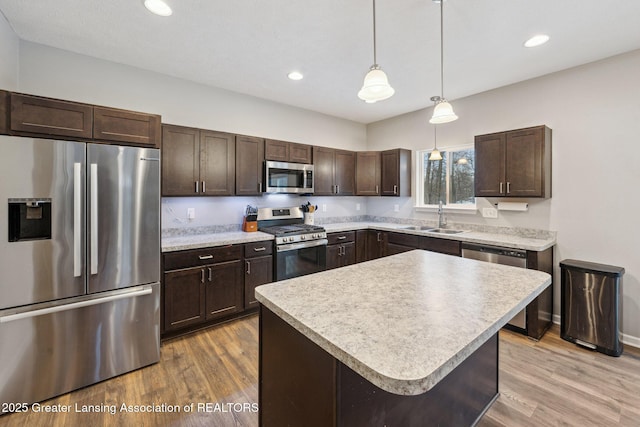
[356,151,381,196]
[93,106,161,147]
[386,232,421,256]
[475,125,551,198]
[381,149,411,196]
[244,242,273,309]
[0,90,8,134]
[236,135,264,195]
[313,147,356,195]
[326,232,356,270]
[265,139,312,164]
[9,93,93,139]
[163,245,243,334]
[420,236,461,256]
[365,230,388,261]
[161,124,235,196]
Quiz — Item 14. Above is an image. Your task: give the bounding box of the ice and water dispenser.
[8,198,52,242]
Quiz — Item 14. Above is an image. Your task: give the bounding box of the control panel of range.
[275,231,327,245]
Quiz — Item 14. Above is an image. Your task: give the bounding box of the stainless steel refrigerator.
[0,136,160,404]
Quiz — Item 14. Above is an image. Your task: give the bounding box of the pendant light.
[358,0,395,103]
[429,125,442,161]
[429,0,458,124]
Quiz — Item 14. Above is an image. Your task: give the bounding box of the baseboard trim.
[551,315,639,349]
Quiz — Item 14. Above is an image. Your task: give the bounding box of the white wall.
[367,49,640,343]
[0,12,18,89]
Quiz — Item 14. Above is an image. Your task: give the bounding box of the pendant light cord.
[373,0,378,66]
[439,0,444,98]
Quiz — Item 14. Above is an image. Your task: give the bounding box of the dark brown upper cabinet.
[236,135,265,196]
[313,146,355,195]
[161,124,235,196]
[9,93,93,139]
[0,90,8,134]
[93,107,161,148]
[356,151,381,196]
[380,149,411,197]
[475,125,551,198]
[265,139,312,164]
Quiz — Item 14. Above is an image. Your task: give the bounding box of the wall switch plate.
[482,207,498,218]
[322,204,327,212]
[394,204,400,212]
[356,203,361,211]
[187,208,195,219]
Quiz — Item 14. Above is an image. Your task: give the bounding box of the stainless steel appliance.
[258,207,327,281]
[461,243,527,330]
[264,161,314,194]
[0,136,160,405]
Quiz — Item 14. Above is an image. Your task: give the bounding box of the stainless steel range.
[258,207,327,281]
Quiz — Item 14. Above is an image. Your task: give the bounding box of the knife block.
[242,217,257,232]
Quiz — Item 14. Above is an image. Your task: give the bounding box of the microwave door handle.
[73,162,82,277]
[90,163,99,275]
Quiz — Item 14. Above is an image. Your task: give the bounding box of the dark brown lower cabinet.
[164,267,206,331]
[205,259,243,320]
[244,241,274,309]
[365,230,387,261]
[420,236,461,256]
[327,232,356,270]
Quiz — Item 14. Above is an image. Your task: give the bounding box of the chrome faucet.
[438,201,447,228]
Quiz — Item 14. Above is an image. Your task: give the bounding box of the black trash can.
[560,259,624,356]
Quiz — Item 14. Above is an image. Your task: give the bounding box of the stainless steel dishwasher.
[461,243,527,330]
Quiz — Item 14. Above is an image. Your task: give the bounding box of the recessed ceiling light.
[524,34,550,48]
[144,0,172,17]
[287,71,304,81]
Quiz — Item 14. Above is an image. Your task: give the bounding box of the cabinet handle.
[246,260,251,275]
[499,182,503,194]
[377,232,381,242]
[201,269,205,283]
[375,185,379,194]
[198,255,213,260]
[258,182,262,192]
[337,236,347,240]
[208,267,212,282]
[393,185,397,194]
[507,182,511,194]
[253,247,267,252]
[340,246,344,256]
[195,181,199,193]
[202,181,206,193]
[337,185,340,194]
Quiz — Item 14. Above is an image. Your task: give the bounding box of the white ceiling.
[1,0,640,124]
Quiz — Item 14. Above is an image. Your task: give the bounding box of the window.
[417,146,475,207]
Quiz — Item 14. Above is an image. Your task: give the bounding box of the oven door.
[265,161,314,194]
[275,239,327,281]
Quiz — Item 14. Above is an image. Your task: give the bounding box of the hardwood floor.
[1,316,638,426]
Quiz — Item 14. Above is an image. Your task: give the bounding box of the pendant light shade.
[358,0,394,103]
[429,126,442,161]
[429,0,458,123]
[358,65,395,103]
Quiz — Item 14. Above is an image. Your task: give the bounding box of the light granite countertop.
[162,231,273,252]
[255,250,552,396]
[323,222,555,251]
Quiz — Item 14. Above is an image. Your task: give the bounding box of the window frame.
[414,144,477,213]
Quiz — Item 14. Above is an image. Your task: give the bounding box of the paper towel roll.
[496,202,529,212]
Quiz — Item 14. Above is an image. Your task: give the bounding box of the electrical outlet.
[187,208,195,220]
[394,204,400,212]
[482,207,498,219]
[322,204,327,212]
[356,203,361,211]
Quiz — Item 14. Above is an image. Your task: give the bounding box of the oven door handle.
[276,239,328,252]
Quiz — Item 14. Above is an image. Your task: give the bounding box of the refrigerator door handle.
[90,163,99,275]
[0,286,153,324]
[73,162,82,277]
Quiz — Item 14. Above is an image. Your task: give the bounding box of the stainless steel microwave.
[265,161,314,194]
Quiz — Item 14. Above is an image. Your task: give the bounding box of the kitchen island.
[255,250,552,426]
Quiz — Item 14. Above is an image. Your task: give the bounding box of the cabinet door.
[474,132,506,197]
[334,150,355,195]
[0,90,8,134]
[289,142,312,163]
[366,230,387,260]
[164,267,206,331]
[200,130,235,196]
[420,236,461,256]
[10,93,93,139]
[205,259,243,320]
[161,125,200,196]
[93,107,161,147]
[236,135,264,195]
[355,230,368,263]
[326,244,342,270]
[387,243,414,256]
[313,146,336,195]
[342,242,356,267]
[505,127,544,197]
[380,149,400,196]
[265,139,289,162]
[244,255,273,309]
[356,151,381,196]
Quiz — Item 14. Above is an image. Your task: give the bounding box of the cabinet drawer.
[94,107,161,147]
[10,93,93,139]
[164,245,242,270]
[420,237,461,256]
[388,232,420,248]
[327,231,355,245]
[244,241,274,258]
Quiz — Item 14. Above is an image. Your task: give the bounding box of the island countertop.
[255,250,551,396]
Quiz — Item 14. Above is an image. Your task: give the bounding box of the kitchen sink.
[423,228,465,234]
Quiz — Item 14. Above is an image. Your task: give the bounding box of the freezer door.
[0,137,86,309]
[87,144,160,293]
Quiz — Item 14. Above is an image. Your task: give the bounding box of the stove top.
[260,223,325,236]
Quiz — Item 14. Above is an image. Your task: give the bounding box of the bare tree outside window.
[420,147,475,206]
